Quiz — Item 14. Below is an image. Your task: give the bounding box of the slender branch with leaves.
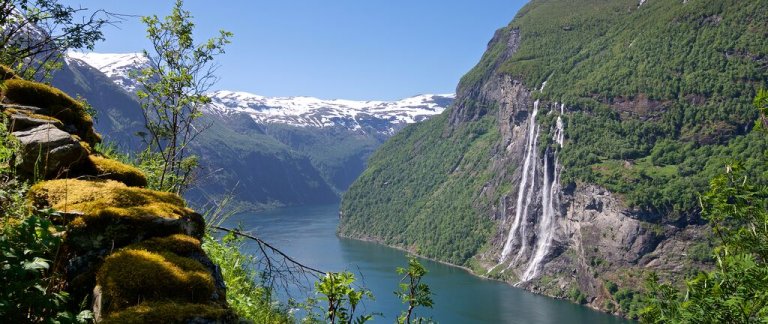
[0,0,121,81]
[395,258,434,324]
[136,0,231,194]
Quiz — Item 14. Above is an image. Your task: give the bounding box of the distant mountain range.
[67,52,452,134]
[55,52,453,209]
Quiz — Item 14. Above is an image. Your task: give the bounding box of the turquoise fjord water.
[224,204,631,324]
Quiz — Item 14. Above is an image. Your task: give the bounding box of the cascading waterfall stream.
[498,100,540,263]
[521,105,565,282]
[494,87,566,282]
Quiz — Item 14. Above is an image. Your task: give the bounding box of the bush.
[202,233,292,323]
[0,215,80,322]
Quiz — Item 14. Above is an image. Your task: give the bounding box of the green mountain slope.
[340,0,768,315]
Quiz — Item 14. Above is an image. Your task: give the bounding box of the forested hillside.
[340,0,768,316]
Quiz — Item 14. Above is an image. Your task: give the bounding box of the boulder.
[7,112,64,132]
[11,124,88,177]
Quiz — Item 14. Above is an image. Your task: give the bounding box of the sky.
[60,1,527,100]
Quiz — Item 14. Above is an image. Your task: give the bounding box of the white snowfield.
[67,52,453,133]
[67,52,148,93]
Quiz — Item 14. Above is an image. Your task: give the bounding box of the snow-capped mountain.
[208,91,453,134]
[67,52,148,93]
[67,52,453,134]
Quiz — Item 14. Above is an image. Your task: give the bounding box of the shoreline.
[336,231,633,322]
[336,232,484,278]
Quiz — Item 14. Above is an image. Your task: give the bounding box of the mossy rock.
[0,64,20,80]
[2,107,64,132]
[87,155,148,187]
[96,249,217,312]
[28,179,204,250]
[2,79,101,145]
[101,302,237,324]
[127,234,204,256]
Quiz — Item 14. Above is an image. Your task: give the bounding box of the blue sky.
[61,1,527,100]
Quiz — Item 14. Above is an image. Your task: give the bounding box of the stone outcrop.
[11,123,88,177]
[3,67,237,323]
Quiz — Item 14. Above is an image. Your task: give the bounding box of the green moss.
[97,249,215,312]
[127,234,203,256]
[2,79,100,145]
[28,179,193,223]
[27,179,204,249]
[0,65,20,80]
[87,155,148,187]
[101,302,237,324]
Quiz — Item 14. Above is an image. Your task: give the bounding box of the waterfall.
[495,95,566,282]
[499,100,540,263]
[521,106,564,282]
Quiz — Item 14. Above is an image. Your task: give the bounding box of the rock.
[8,112,64,132]
[12,124,87,177]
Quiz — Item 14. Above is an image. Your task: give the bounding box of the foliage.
[0,115,19,169]
[0,213,91,323]
[640,92,768,322]
[340,1,768,291]
[202,232,292,323]
[395,258,434,324]
[499,0,768,219]
[0,0,114,81]
[136,0,232,194]
[340,113,497,265]
[309,271,375,324]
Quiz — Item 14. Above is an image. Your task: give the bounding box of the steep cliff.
[340,0,768,316]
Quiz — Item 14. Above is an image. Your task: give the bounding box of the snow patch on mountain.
[67,51,149,93]
[208,90,453,133]
[67,52,453,133]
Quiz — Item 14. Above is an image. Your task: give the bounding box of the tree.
[136,0,232,194]
[0,0,117,80]
[640,91,768,323]
[395,258,434,324]
[313,271,374,324]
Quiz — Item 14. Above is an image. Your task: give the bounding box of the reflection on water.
[224,204,631,324]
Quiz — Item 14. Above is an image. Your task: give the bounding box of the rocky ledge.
[2,67,237,323]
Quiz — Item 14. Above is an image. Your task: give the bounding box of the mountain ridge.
[58,51,453,209]
[67,51,452,134]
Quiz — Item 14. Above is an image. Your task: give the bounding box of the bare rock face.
[12,123,87,177]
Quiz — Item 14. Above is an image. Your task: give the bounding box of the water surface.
[224,204,630,324]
